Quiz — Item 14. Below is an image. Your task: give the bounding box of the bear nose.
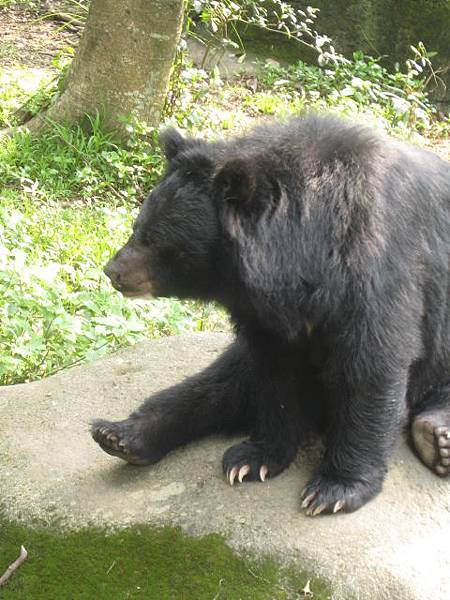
[104,261,121,286]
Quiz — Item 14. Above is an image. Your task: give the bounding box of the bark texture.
[26,0,184,136]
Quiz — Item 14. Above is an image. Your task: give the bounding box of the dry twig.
[0,545,28,587]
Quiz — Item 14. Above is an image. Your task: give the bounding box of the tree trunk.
[21,0,184,137]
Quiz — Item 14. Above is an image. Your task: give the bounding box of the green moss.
[0,515,330,599]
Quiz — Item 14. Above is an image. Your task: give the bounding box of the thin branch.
[0,546,28,587]
[424,65,449,93]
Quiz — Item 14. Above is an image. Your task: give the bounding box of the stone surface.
[1,332,449,600]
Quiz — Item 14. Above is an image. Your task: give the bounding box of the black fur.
[94,115,450,514]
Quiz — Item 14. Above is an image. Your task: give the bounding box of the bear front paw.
[300,472,383,516]
[91,418,161,465]
[222,439,295,485]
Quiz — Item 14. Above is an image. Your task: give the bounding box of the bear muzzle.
[104,249,154,298]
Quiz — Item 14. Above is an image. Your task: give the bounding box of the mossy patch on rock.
[0,514,330,600]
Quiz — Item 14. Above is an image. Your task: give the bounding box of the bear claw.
[300,473,378,516]
[301,492,317,510]
[227,463,268,486]
[223,440,292,486]
[238,465,251,483]
[259,465,268,482]
[91,420,152,465]
[228,466,239,486]
[308,503,327,517]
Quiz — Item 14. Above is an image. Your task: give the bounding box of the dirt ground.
[0,1,80,69]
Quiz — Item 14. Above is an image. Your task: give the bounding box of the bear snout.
[104,247,154,298]
[103,260,122,287]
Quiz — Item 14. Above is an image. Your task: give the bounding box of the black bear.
[92,115,450,515]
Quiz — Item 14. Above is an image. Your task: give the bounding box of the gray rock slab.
[1,333,449,600]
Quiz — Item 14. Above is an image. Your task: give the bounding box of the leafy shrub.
[259,48,447,133]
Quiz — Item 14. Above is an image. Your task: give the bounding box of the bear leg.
[91,340,255,465]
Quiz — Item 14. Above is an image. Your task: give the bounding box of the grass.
[0,515,331,599]
[0,114,162,200]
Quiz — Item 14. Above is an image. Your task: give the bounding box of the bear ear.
[213,157,257,205]
[159,128,187,161]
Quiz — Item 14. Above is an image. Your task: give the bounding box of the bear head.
[104,128,284,302]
